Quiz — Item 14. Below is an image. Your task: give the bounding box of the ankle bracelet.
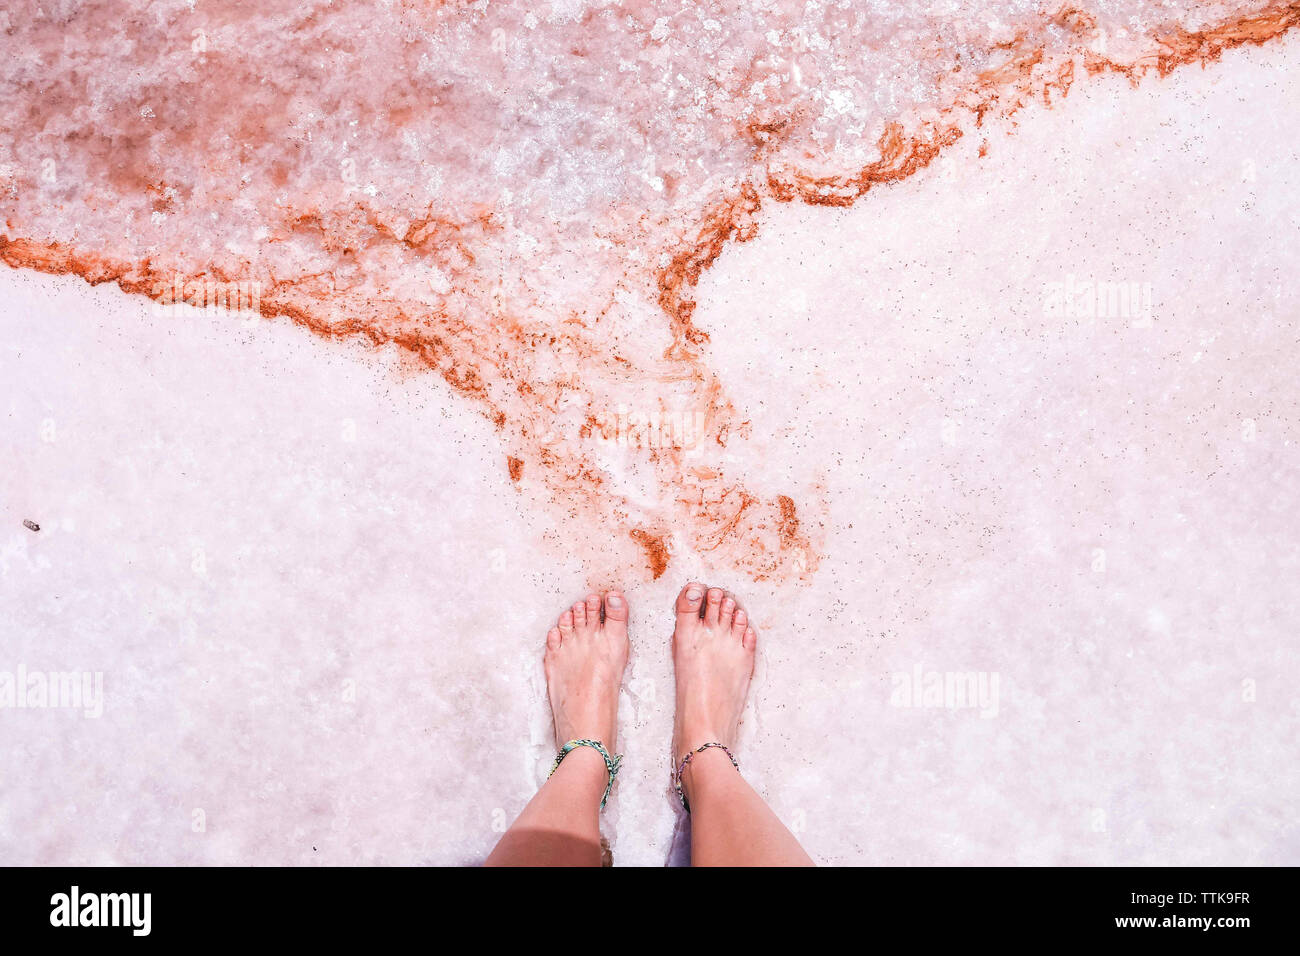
[673,742,739,812]
[549,738,622,809]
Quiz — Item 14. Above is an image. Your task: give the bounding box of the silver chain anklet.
[673,742,739,812]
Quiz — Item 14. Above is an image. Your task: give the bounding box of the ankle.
[675,741,740,811]
[549,739,621,808]
[675,728,730,766]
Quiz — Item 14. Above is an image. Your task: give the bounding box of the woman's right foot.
[671,583,757,767]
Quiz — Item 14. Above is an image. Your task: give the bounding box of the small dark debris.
[23,519,40,533]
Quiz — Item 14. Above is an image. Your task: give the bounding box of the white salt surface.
[2,37,1298,865]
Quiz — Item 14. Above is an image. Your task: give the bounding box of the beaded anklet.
[673,742,739,812]
[549,738,623,809]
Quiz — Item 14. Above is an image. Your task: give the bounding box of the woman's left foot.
[544,591,630,751]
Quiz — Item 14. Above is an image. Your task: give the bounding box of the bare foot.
[671,583,757,766]
[543,591,630,752]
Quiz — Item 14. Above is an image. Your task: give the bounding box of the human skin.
[485,585,812,866]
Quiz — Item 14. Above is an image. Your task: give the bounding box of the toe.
[546,626,562,651]
[720,595,737,629]
[571,600,587,629]
[732,608,748,642]
[603,590,629,625]
[703,587,725,625]
[743,625,758,652]
[558,609,575,638]
[675,582,706,618]
[585,593,602,623]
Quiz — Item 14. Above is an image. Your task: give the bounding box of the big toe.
[602,590,629,626]
[675,582,706,619]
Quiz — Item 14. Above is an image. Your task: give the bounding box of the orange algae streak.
[630,529,670,581]
[2,0,1297,584]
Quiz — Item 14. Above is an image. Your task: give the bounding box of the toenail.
[686,586,702,601]
[606,593,623,608]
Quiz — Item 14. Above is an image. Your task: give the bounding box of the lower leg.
[671,583,814,867]
[681,746,813,866]
[484,746,608,866]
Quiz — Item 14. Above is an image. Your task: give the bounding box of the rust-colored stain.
[629,529,670,581]
[2,1,1296,583]
[776,496,800,550]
